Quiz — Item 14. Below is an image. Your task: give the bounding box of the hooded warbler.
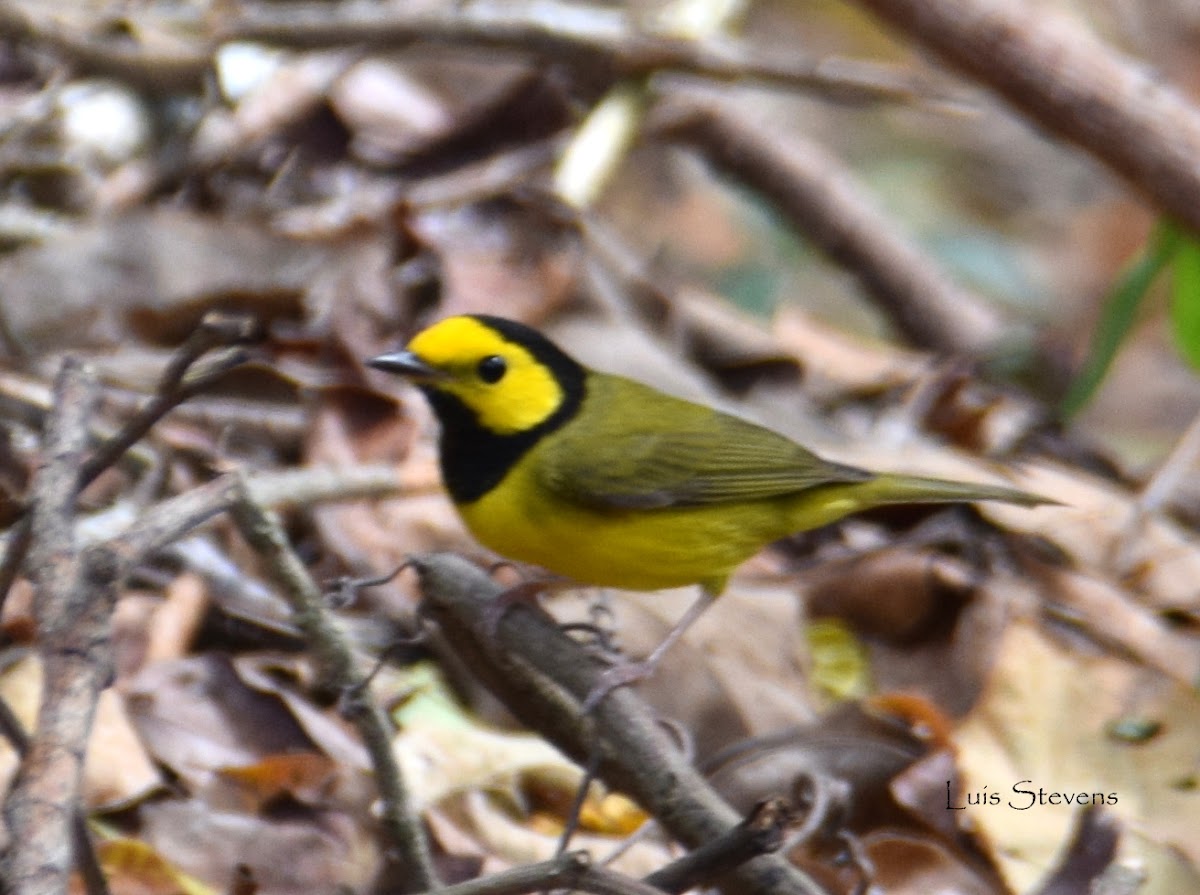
[368,315,1046,702]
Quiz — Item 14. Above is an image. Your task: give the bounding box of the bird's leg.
[580,587,717,713]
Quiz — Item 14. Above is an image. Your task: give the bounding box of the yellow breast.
[456,445,800,594]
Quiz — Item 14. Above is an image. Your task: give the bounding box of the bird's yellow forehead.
[407,316,512,366]
[407,315,565,435]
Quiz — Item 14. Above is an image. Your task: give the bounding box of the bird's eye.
[477,355,507,384]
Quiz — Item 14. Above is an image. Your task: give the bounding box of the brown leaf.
[215,752,338,813]
[954,621,1200,892]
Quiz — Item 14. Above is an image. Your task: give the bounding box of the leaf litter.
[0,3,1197,894]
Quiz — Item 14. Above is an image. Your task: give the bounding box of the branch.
[644,799,792,894]
[0,313,254,615]
[0,344,412,894]
[849,0,1200,235]
[77,313,256,493]
[2,358,114,895]
[412,553,828,895]
[418,851,667,895]
[224,1,958,107]
[0,2,211,93]
[657,87,1015,356]
[3,463,437,893]
[227,480,438,893]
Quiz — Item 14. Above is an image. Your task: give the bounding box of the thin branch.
[0,2,211,93]
[76,312,256,493]
[1114,409,1200,572]
[0,464,405,656]
[0,692,107,895]
[106,476,244,565]
[656,86,1015,356]
[2,460,431,893]
[644,799,791,894]
[849,0,1200,236]
[244,464,406,512]
[227,479,438,893]
[0,343,405,895]
[16,463,401,560]
[412,553,829,895]
[224,1,961,107]
[417,851,666,895]
[0,313,254,615]
[1136,409,1200,518]
[2,358,113,895]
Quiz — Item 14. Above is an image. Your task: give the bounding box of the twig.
[227,479,438,893]
[418,850,666,895]
[0,371,159,481]
[0,344,405,894]
[23,463,402,559]
[224,1,961,107]
[3,462,431,893]
[0,2,211,94]
[0,691,107,895]
[2,358,114,895]
[1112,409,1200,573]
[0,463,405,656]
[70,812,111,895]
[555,740,603,856]
[411,553,829,895]
[244,464,405,512]
[0,328,257,893]
[848,0,1200,236]
[644,798,791,894]
[1134,409,1200,518]
[656,86,1015,357]
[105,477,244,565]
[0,313,255,615]
[76,312,256,492]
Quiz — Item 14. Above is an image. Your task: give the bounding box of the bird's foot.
[579,588,718,713]
[481,578,553,639]
[580,659,656,714]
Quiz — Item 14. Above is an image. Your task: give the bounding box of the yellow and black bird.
[368,314,1046,704]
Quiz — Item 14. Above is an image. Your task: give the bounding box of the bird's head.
[367,315,585,435]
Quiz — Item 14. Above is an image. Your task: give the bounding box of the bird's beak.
[366,350,446,381]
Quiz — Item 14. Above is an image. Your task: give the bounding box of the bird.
[367,314,1048,708]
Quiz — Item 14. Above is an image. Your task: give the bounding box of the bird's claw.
[580,660,655,714]
[480,579,550,639]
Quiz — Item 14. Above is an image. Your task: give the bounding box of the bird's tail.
[784,471,1053,533]
[856,472,1052,509]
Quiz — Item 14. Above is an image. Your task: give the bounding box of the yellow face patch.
[406,316,565,434]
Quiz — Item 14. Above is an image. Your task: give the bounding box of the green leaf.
[1170,236,1200,371]
[1061,222,1182,419]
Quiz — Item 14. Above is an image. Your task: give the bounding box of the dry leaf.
[954,621,1200,893]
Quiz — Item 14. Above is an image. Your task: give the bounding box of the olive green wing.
[536,373,872,510]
